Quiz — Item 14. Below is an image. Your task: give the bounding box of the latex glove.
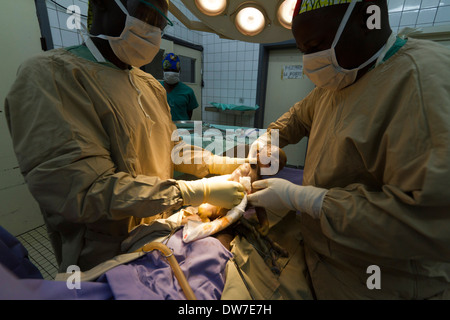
[208,154,248,175]
[247,178,328,219]
[248,131,271,160]
[248,132,287,176]
[177,178,245,209]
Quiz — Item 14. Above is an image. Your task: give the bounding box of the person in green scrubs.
[160,53,199,121]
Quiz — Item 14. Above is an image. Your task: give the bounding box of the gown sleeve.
[5,55,184,224]
[317,67,450,261]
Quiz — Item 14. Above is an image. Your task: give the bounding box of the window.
[178,55,196,83]
[141,48,165,79]
[141,51,196,83]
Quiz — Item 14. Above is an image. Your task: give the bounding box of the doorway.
[256,41,315,167]
[144,37,203,121]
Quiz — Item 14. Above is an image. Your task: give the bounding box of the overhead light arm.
[171,0,296,44]
[168,2,215,33]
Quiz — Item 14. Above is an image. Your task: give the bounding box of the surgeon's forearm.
[173,144,246,177]
[26,158,184,223]
[85,172,185,221]
[172,141,210,177]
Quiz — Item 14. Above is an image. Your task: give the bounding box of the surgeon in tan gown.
[248,0,450,299]
[5,0,246,272]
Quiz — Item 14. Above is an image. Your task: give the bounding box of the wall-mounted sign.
[282,65,303,79]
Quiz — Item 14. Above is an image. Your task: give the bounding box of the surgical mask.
[302,0,387,91]
[90,0,161,67]
[164,71,180,85]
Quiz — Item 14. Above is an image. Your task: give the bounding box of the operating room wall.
[46,0,259,128]
[42,0,450,129]
[0,1,46,235]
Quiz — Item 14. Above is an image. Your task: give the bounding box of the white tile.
[74,0,88,15]
[421,0,440,8]
[51,27,63,47]
[432,21,450,26]
[237,42,247,51]
[243,71,253,80]
[61,29,81,47]
[403,0,421,10]
[388,0,405,12]
[229,41,237,52]
[57,9,72,30]
[400,10,419,26]
[222,42,230,52]
[47,8,59,28]
[417,8,438,24]
[220,62,228,71]
[220,80,228,89]
[389,12,402,27]
[58,0,75,8]
[435,5,450,23]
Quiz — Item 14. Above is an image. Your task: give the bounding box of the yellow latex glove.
[177,177,245,209]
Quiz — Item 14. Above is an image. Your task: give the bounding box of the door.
[173,43,203,121]
[263,47,315,167]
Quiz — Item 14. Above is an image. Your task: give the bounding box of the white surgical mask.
[302,0,388,91]
[164,71,180,85]
[89,0,161,67]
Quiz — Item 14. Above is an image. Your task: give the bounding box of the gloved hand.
[248,132,287,176]
[248,131,271,161]
[177,178,245,209]
[208,154,248,175]
[247,178,328,218]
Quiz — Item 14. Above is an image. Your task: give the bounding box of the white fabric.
[163,71,180,84]
[182,195,247,243]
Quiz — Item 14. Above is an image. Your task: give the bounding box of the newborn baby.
[197,145,287,235]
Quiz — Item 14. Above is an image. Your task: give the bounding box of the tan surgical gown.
[268,38,450,299]
[5,46,207,272]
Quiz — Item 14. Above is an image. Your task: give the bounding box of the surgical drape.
[268,38,450,299]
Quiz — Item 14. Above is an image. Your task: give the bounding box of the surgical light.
[235,5,266,36]
[278,0,297,29]
[173,0,295,43]
[195,0,227,16]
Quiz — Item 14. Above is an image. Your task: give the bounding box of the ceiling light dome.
[195,0,227,16]
[235,5,266,36]
[278,0,297,29]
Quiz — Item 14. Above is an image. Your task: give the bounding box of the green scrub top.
[160,81,199,121]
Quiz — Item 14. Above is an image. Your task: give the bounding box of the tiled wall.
[201,35,259,127]
[44,0,450,128]
[388,0,450,32]
[46,0,89,48]
[165,0,203,46]
[164,1,259,127]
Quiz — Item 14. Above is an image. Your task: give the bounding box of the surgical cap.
[162,53,180,72]
[293,0,370,17]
